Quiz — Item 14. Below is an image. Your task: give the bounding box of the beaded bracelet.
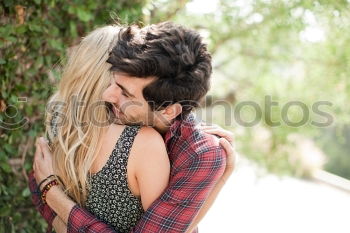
[41,179,59,204]
[38,174,64,190]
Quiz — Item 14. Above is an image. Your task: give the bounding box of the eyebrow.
[115,81,136,98]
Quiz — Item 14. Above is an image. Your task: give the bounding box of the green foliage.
[170,0,350,177]
[317,125,350,179]
[0,0,146,231]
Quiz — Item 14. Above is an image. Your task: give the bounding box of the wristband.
[38,175,55,190]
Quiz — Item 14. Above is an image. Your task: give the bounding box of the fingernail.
[40,137,46,143]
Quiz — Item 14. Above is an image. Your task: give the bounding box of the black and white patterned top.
[85,125,144,232]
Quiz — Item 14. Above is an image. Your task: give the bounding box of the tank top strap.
[111,125,141,163]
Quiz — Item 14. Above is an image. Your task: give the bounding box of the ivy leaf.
[69,21,77,37]
[22,187,30,197]
[49,39,62,50]
[0,205,11,217]
[0,163,12,173]
[77,8,93,22]
[29,24,42,32]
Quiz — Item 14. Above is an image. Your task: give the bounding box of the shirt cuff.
[67,204,113,233]
[28,171,57,225]
[67,204,84,232]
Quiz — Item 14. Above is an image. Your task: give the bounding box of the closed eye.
[114,81,135,98]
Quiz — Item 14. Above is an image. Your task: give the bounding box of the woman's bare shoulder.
[132,126,168,161]
[134,126,165,145]
[131,127,170,210]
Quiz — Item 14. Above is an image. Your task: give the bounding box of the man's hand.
[33,137,54,186]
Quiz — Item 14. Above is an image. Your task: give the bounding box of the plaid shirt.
[29,114,226,233]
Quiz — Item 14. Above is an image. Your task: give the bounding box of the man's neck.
[153,118,176,135]
[154,124,171,136]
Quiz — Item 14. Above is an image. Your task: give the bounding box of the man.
[30,22,235,233]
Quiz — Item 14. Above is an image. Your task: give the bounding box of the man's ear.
[162,103,182,121]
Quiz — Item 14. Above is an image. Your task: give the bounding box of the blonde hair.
[46,25,120,205]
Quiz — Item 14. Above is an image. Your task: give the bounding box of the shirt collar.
[164,113,197,144]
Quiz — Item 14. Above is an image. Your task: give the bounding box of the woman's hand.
[199,122,236,182]
[186,123,237,233]
[33,137,54,187]
[199,122,234,144]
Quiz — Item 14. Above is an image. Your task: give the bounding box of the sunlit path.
[198,158,350,233]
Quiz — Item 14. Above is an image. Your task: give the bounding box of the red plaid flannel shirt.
[30,114,226,233]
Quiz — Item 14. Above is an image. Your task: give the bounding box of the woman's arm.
[52,216,67,233]
[130,127,170,210]
[185,179,226,233]
[185,137,236,233]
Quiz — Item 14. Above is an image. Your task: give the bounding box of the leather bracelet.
[38,174,55,190]
[41,179,59,204]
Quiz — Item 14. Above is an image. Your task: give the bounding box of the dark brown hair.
[107,22,212,119]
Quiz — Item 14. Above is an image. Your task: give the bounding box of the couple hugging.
[29,21,235,233]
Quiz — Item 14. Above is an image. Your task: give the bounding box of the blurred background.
[0,0,349,232]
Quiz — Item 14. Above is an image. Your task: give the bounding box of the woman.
[32,25,170,232]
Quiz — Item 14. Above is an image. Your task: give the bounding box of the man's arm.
[44,185,118,232]
[34,135,228,233]
[131,146,226,233]
[186,138,236,233]
[65,147,225,233]
[36,143,224,233]
[66,136,232,233]
[33,138,117,233]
